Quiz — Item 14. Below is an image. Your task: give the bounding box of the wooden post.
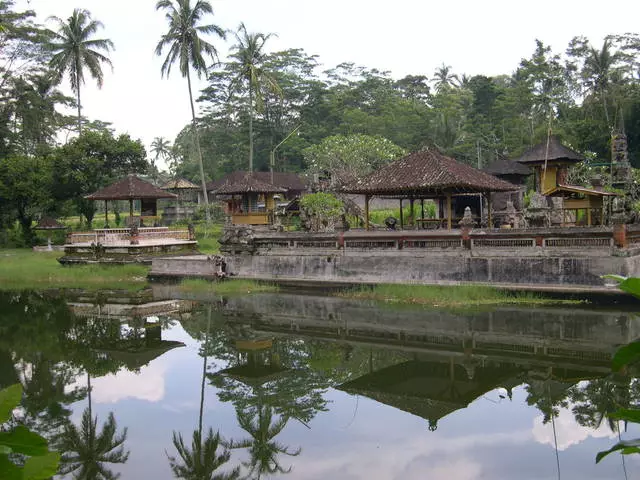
[602,197,606,226]
[446,192,452,230]
[104,200,108,227]
[409,198,415,227]
[399,199,404,230]
[587,207,592,226]
[129,198,133,220]
[364,194,370,231]
[487,192,492,229]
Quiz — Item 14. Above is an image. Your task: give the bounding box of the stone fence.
[233,226,636,256]
[67,227,192,245]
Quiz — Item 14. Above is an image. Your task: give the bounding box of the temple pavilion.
[514,136,615,226]
[212,172,287,226]
[340,148,518,230]
[85,174,177,226]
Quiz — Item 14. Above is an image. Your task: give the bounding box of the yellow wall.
[541,166,558,193]
[266,195,275,210]
[232,213,270,225]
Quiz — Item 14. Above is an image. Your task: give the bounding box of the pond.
[1,289,640,479]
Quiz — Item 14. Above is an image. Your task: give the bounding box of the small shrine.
[514,136,615,226]
[213,173,287,226]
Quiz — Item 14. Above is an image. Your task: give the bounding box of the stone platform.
[148,225,640,293]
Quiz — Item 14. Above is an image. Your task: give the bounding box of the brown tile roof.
[483,158,531,176]
[207,171,307,192]
[34,217,67,230]
[161,178,200,190]
[85,174,177,200]
[213,173,287,195]
[514,136,584,165]
[340,148,518,195]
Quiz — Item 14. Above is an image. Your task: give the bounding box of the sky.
[14,0,640,162]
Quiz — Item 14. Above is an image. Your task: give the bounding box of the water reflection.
[1,289,639,478]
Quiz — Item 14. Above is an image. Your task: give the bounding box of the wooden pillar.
[446,192,452,230]
[409,198,415,227]
[399,199,404,230]
[587,206,592,226]
[487,192,492,229]
[602,197,606,226]
[104,200,108,227]
[421,199,425,222]
[364,194,370,231]
[129,198,134,219]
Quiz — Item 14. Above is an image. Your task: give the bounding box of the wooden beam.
[446,192,452,230]
[365,194,370,230]
[399,199,404,230]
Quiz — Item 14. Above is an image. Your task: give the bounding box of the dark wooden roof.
[340,148,518,195]
[483,158,531,177]
[85,174,177,200]
[213,173,287,195]
[161,178,199,190]
[34,217,67,230]
[207,171,307,192]
[514,136,584,165]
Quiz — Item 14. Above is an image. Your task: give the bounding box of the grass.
[337,283,579,308]
[194,222,222,254]
[369,204,437,226]
[178,278,278,294]
[0,249,149,291]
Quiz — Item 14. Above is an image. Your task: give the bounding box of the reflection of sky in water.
[60,321,640,480]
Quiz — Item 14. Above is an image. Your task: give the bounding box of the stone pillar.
[613,223,627,249]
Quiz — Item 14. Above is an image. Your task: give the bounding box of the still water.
[2,288,640,479]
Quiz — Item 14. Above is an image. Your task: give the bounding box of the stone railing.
[245,226,620,255]
[66,227,191,245]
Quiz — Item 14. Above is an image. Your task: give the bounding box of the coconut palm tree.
[46,8,114,134]
[155,0,226,222]
[582,39,622,129]
[167,306,239,479]
[228,23,281,172]
[226,405,301,478]
[151,136,172,164]
[57,409,129,480]
[432,63,459,93]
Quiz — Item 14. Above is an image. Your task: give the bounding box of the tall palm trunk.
[76,59,82,135]
[199,306,212,437]
[186,67,211,223]
[248,83,254,172]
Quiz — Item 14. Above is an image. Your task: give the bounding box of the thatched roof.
[340,148,518,196]
[207,171,307,193]
[213,173,287,195]
[34,217,67,230]
[514,136,584,165]
[161,178,199,190]
[85,174,177,201]
[483,158,531,177]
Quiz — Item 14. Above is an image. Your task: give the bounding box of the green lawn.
[0,249,149,291]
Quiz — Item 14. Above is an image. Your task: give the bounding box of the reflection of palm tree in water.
[227,405,301,478]
[167,306,239,479]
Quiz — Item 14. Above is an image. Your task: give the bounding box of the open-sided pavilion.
[85,174,177,226]
[340,148,518,230]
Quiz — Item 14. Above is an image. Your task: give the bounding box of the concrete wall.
[223,251,640,287]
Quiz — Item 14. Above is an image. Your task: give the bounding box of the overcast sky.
[15,0,640,160]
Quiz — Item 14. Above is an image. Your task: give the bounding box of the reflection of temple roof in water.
[337,360,522,428]
[97,340,185,371]
[217,364,290,388]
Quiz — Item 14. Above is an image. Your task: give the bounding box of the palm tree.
[168,429,240,480]
[228,23,281,171]
[57,409,129,480]
[432,63,459,93]
[167,306,239,479]
[227,405,301,478]
[155,0,226,222]
[151,136,173,164]
[582,39,621,129]
[46,8,114,134]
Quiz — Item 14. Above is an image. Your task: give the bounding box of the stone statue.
[458,206,475,228]
[524,192,550,228]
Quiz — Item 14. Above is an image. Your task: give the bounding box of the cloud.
[85,360,167,404]
[532,406,617,451]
